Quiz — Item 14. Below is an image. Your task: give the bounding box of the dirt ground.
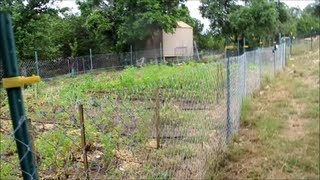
[209,47,319,179]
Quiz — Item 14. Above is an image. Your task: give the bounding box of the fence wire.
[0,43,287,179]
[0,49,221,81]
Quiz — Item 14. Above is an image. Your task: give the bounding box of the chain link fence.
[0,48,224,81]
[0,43,287,179]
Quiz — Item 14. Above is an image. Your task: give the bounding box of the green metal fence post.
[159,43,162,64]
[34,49,39,98]
[0,13,39,179]
[130,45,133,65]
[89,48,93,71]
[34,50,39,76]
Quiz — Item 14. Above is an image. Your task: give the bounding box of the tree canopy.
[296,3,320,37]
[1,0,195,60]
[229,0,278,38]
[0,0,318,60]
[200,0,239,36]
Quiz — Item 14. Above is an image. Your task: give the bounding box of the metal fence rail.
[0,42,287,179]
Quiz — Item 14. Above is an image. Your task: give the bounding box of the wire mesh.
[0,43,287,179]
[0,49,221,82]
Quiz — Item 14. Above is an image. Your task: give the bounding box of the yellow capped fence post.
[0,13,39,179]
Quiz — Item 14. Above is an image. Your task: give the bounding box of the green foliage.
[54,62,220,99]
[263,75,271,85]
[36,130,76,170]
[0,89,7,107]
[1,0,197,59]
[256,118,283,139]
[203,0,318,48]
[303,3,320,17]
[163,144,194,159]
[120,67,138,89]
[200,0,238,35]
[76,0,192,51]
[1,0,318,60]
[101,133,116,163]
[116,0,186,45]
[151,171,170,180]
[276,2,290,24]
[0,0,73,60]
[229,0,279,40]
[296,13,319,38]
[0,162,19,179]
[198,33,226,50]
[240,98,253,127]
[0,135,16,155]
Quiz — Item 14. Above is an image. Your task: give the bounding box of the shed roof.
[177,21,192,29]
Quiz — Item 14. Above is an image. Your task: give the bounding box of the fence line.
[0,49,224,81]
[0,43,287,179]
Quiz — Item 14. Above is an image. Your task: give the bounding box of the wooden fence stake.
[78,104,89,179]
[155,88,161,149]
[27,118,38,166]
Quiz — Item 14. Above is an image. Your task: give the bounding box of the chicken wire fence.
[0,43,287,179]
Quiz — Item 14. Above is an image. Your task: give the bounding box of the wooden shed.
[162,21,194,58]
[141,21,194,60]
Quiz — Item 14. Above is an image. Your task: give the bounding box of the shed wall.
[162,28,193,57]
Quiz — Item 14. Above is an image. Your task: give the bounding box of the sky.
[53,0,316,31]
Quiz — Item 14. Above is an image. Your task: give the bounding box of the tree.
[22,14,74,59]
[76,0,191,52]
[115,0,189,50]
[200,0,239,36]
[304,3,320,17]
[228,0,279,48]
[0,0,73,60]
[297,14,319,38]
[1,0,197,59]
[296,3,320,37]
[75,0,116,53]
